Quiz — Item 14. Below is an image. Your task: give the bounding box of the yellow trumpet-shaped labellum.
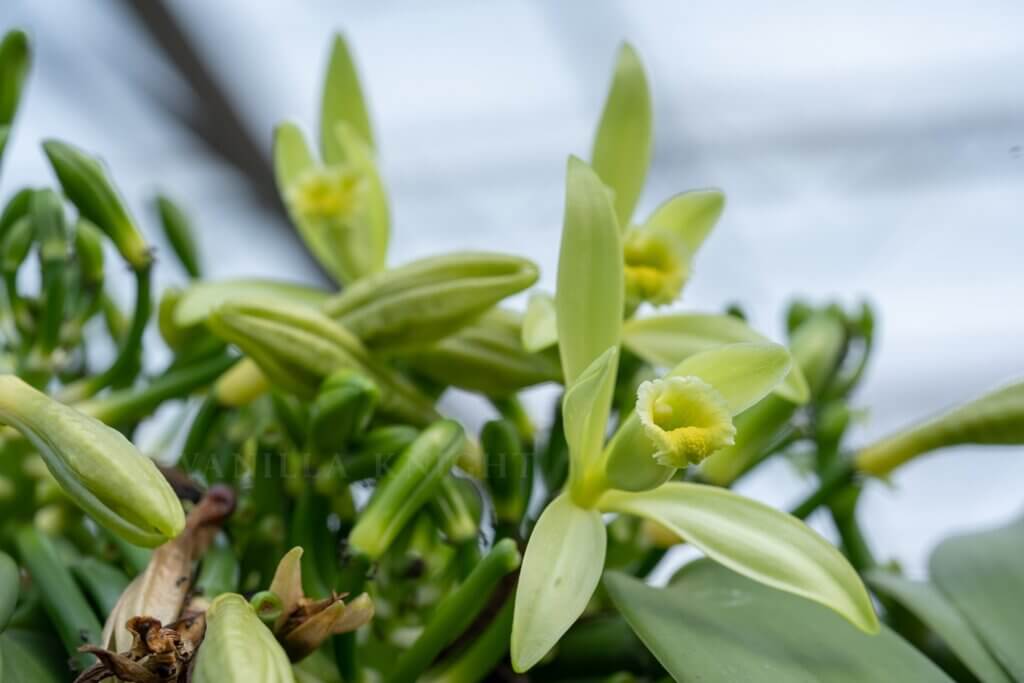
[623,229,687,306]
[636,376,736,467]
[287,165,365,221]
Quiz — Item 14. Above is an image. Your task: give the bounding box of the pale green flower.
[622,228,688,307]
[286,165,365,222]
[636,376,736,467]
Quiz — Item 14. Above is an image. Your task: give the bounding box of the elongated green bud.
[349,420,465,559]
[33,189,68,353]
[0,187,32,240]
[155,193,202,278]
[857,381,1024,477]
[208,300,437,425]
[482,418,529,525]
[2,214,32,274]
[309,369,379,455]
[42,139,151,270]
[791,310,846,399]
[405,308,561,397]
[428,475,482,544]
[322,252,539,352]
[193,593,296,683]
[0,375,184,546]
[0,29,30,166]
[73,219,105,287]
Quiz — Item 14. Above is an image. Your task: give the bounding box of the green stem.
[387,539,521,683]
[180,394,227,472]
[80,353,236,426]
[790,459,855,520]
[59,265,152,402]
[423,598,514,683]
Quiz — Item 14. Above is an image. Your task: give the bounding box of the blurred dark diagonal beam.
[116,0,329,281]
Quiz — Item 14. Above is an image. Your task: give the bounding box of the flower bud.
[405,308,561,397]
[0,29,29,163]
[349,420,465,559]
[155,194,202,279]
[322,252,539,352]
[0,375,184,546]
[635,376,736,467]
[192,593,296,683]
[42,139,151,270]
[73,218,105,288]
[482,418,529,525]
[207,300,437,425]
[622,227,687,308]
[308,369,379,456]
[427,475,482,544]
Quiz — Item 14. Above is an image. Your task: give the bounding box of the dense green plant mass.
[0,26,1022,683]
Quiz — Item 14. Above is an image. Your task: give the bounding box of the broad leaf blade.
[930,515,1024,679]
[591,43,652,228]
[556,157,623,385]
[600,483,878,632]
[320,34,374,163]
[512,495,606,672]
[866,570,1011,683]
[624,314,809,404]
[605,562,951,683]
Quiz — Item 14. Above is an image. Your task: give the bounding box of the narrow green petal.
[511,495,606,672]
[556,157,623,385]
[643,189,725,257]
[562,346,618,495]
[599,483,878,633]
[591,43,652,228]
[666,342,792,415]
[331,121,389,270]
[623,314,808,404]
[522,291,558,352]
[320,34,374,163]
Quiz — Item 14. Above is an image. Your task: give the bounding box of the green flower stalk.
[192,593,296,683]
[636,376,737,467]
[0,375,184,546]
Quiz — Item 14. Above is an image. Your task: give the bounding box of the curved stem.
[790,458,855,520]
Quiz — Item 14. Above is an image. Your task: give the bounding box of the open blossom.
[622,228,688,307]
[636,376,736,467]
[287,165,366,221]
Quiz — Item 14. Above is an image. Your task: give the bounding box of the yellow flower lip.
[287,165,364,220]
[622,229,688,306]
[636,376,736,467]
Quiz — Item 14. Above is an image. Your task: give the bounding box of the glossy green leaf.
[591,43,652,227]
[866,570,1011,683]
[605,561,950,683]
[320,34,374,163]
[562,347,618,493]
[623,314,809,404]
[522,291,558,352]
[599,483,878,632]
[930,514,1024,679]
[174,278,328,327]
[556,157,623,386]
[511,495,606,672]
[643,189,725,255]
[857,380,1024,477]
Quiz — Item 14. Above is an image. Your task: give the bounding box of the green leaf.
[511,495,606,672]
[857,381,1024,477]
[320,34,374,164]
[930,514,1024,679]
[599,483,878,632]
[522,291,557,352]
[591,43,652,228]
[643,189,725,257]
[556,157,623,386]
[0,29,30,127]
[562,347,618,494]
[623,314,809,404]
[605,561,951,683]
[175,278,328,327]
[866,570,1011,683]
[0,630,66,683]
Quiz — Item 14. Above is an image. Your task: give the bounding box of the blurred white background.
[3,1,1023,576]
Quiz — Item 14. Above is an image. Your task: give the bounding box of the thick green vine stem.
[790,459,856,520]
